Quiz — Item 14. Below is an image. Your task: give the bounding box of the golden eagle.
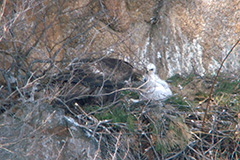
[51,58,142,107]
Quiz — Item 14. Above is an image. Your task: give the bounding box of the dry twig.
[202,39,240,127]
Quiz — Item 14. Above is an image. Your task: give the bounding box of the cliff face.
[93,0,240,78]
[0,0,239,83]
[150,0,240,78]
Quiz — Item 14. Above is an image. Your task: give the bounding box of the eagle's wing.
[51,58,142,106]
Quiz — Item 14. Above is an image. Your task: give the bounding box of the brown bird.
[51,58,142,107]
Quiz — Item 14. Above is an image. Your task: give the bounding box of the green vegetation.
[1,70,240,159]
[215,79,240,94]
[120,90,139,99]
[89,102,137,131]
[151,117,191,154]
[213,79,240,110]
[166,96,192,111]
[168,73,196,87]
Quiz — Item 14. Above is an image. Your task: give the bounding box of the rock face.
[95,0,240,78]
[0,104,99,160]
[152,0,240,78]
[1,0,239,83]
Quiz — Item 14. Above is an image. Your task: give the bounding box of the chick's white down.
[140,63,172,100]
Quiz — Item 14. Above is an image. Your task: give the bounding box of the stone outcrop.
[0,0,239,81]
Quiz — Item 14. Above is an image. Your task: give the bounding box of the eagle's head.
[146,63,156,75]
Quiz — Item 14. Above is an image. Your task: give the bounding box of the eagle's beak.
[147,69,154,75]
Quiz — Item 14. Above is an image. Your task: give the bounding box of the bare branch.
[202,39,240,127]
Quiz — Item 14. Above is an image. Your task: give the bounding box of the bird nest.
[0,59,240,159]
